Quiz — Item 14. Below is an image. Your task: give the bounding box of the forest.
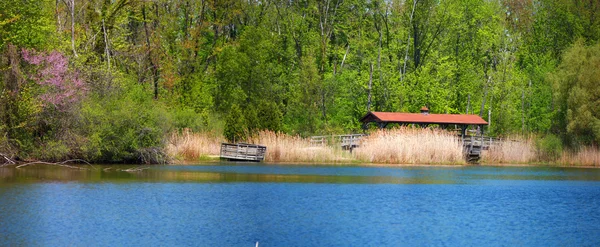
[1,0,599,163]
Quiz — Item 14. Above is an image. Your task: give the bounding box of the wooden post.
[488,109,492,132]
[481,124,484,150]
[460,125,467,140]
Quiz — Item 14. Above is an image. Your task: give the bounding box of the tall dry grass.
[166,128,599,166]
[559,147,600,167]
[248,130,349,163]
[482,137,536,164]
[353,128,465,164]
[166,129,224,161]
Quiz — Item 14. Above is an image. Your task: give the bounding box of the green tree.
[224,104,247,142]
[0,0,54,49]
[551,40,600,146]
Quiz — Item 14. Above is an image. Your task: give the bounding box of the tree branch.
[16,161,88,170]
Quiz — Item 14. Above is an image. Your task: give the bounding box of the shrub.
[536,134,563,161]
[80,86,171,163]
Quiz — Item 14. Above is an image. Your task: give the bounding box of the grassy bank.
[167,130,351,163]
[167,128,465,164]
[482,136,537,164]
[247,131,351,163]
[167,129,600,167]
[482,135,599,167]
[168,128,464,165]
[166,129,223,161]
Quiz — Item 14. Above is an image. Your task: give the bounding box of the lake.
[1,163,600,246]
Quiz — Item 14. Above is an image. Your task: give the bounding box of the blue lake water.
[1,163,600,246]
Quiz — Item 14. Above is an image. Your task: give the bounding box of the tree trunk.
[480,74,490,117]
[377,20,386,109]
[102,19,110,71]
[56,0,62,32]
[70,0,77,57]
[339,44,349,74]
[521,89,525,134]
[367,62,373,112]
[142,4,159,100]
[400,0,417,83]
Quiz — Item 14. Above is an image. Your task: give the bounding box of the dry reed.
[166,129,224,161]
[559,147,600,167]
[353,128,465,164]
[482,136,536,164]
[167,128,599,166]
[248,130,349,163]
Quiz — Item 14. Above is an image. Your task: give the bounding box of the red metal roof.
[361,111,488,125]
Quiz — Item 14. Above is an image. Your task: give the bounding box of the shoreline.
[168,158,599,169]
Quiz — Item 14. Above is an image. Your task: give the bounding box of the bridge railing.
[461,135,520,150]
[310,134,367,148]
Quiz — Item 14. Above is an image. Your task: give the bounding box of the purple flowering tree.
[21,49,86,112]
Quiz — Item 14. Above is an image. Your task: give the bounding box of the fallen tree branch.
[0,153,16,167]
[122,166,151,172]
[59,159,96,169]
[16,161,88,170]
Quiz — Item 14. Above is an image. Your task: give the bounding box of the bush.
[80,86,172,163]
[171,107,209,132]
[31,140,70,162]
[536,134,563,161]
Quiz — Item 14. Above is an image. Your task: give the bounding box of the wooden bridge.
[360,109,490,163]
[463,135,485,163]
[311,133,502,163]
[310,134,367,150]
[220,143,267,162]
[462,136,505,162]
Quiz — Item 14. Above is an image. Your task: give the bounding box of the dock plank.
[220,143,267,162]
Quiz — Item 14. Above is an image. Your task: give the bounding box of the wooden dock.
[220,143,267,162]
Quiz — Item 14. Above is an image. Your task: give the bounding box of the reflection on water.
[2,163,600,184]
[1,163,600,246]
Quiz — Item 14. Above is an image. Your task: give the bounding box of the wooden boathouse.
[360,107,489,162]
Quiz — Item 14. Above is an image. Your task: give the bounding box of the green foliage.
[256,100,283,132]
[519,52,556,133]
[80,84,172,163]
[2,0,600,162]
[284,53,322,135]
[536,134,563,161]
[223,104,247,143]
[5,84,42,154]
[177,73,214,118]
[31,140,70,162]
[170,107,209,132]
[0,0,54,49]
[550,40,600,146]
